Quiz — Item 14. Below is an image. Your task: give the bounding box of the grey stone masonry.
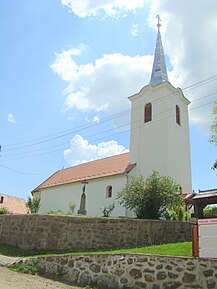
[0,215,192,250]
[22,254,217,289]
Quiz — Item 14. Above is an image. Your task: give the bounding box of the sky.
[0,0,216,200]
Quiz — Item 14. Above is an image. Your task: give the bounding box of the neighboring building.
[0,193,29,214]
[185,189,217,218]
[32,18,192,216]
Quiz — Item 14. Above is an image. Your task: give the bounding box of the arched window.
[0,196,4,204]
[144,103,152,123]
[106,185,112,198]
[176,105,180,125]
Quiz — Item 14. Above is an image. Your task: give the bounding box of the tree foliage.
[26,197,40,214]
[117,171,182,219]
[204,206,217,218]
[163,204,190,221]
[210,101,217,170]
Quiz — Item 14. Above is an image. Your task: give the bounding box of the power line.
[1,87,216,157]
[0,98,215,162]
[0,164,44,176]
[1,89,216,158]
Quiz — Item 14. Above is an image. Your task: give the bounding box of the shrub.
[163,205,190,221]
[26,197,40,213]
[68,201,76,215]
[204,206,217,218]
[117,171,182,219]
[0,207,9,214]
[47,210,71,216]
[101,202,115,217]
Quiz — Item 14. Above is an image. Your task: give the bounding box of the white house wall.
[37,174,130,217]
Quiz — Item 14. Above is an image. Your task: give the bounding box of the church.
[32,18,192,217]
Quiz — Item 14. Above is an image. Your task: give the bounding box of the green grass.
[0,242,192,258]
[8,263,38,275]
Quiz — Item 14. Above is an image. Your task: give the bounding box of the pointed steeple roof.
[149,15,168,87]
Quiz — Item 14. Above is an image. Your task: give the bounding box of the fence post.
[192,224,199,257]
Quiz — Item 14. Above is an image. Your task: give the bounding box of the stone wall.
[0,215,192,250]
[23,253,217,289]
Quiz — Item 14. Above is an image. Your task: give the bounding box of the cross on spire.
[156,14,161,31]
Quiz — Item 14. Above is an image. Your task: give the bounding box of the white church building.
[32,19,192,217]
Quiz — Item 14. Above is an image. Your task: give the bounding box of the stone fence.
[0,215,192,250]
[23,253,217,289]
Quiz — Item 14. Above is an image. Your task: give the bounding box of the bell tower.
[129,16,192,192]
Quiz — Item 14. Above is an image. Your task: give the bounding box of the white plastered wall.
[36,174,134,217]
[129,82,192,192]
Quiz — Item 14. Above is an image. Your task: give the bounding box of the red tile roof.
[0,194,29,214]
[32,152,134,193]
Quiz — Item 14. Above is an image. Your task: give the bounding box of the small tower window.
[144,103,152,123]
[176,105,181,125]
[106,185,112,198]
[0,196,4,204]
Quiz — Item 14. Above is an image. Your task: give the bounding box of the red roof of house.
[32,152,135,193]
[0,194,29,214]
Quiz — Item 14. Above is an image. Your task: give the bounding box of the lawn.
[0,242,192,258]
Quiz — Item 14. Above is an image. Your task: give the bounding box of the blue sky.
[0,0,216,200]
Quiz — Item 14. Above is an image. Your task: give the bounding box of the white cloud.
[51,49,153,121]
[85,116,100,123]
[148,0,217,130]
[67,115,75,121]
[64,134,128,166]
[55,1,216,133]
[7,113,16,124]
[61,0,145,18]
[92,116,100,123]
[131,24,139,37]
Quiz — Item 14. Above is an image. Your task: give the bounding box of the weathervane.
[156,14,161,31]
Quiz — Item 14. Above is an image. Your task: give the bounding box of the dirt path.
[0,266,82,289]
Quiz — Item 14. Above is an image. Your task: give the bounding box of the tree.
[204,206,217,218]
[117,171,182,219]
[26,197,40,213]
[210,101,217,170]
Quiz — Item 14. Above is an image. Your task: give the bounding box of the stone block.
[129,268,142,279]
[163,281,182,289]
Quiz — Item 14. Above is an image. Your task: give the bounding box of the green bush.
[26,197,40,213]
[163,204,190,221]
[101,202,115,217]
[0,207,9,214]
[204,206,217,218]
[47,210,71,216]
[68,201,76,214]
[117,171,182,219]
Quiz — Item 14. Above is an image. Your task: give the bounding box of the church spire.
[149,15,168,87]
